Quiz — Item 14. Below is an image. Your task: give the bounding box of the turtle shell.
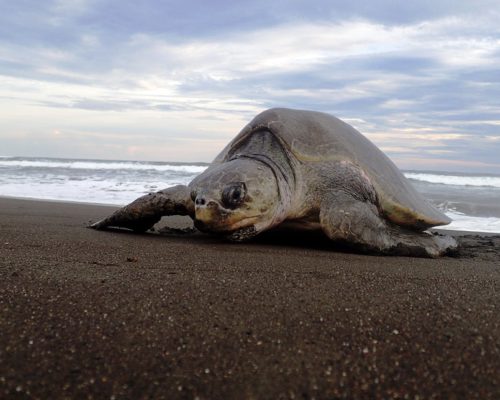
[214,108,451,229]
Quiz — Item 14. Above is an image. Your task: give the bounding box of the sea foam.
[0,159,208,174]
[441,210,500,234]
[405,172,500,188]
[1,157,500,233]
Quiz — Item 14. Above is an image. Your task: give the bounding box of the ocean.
[1,156,500,233]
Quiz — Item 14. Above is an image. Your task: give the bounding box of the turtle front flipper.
[319,190,457,258]
[90,185,194,232]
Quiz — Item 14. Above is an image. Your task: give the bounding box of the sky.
[1,0,500,172]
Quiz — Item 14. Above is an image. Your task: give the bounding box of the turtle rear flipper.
[320,190,457,258]
[89,185,194,232]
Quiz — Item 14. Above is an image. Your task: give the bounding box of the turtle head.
[189,159,282,240]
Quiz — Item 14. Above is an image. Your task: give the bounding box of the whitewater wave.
[1,156,500,233]
[0,177,193,205]
[441,210,500,233]
[405,172,500,188]
[0,159,208,174]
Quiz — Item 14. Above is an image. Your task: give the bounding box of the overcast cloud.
[1,0,499,172]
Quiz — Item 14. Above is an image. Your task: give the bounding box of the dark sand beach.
[1,197,499,399]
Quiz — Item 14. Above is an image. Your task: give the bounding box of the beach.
[1,198,499,399]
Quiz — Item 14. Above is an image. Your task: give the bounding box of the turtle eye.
[222,183,247,209]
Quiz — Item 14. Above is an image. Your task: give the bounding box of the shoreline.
[1,195,499,237]
[0,194,123,208]
[1,197,499,399]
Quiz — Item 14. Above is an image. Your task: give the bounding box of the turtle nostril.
[195,196,206,206]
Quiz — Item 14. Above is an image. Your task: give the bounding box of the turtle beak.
[193,193,259,235]
[194,195,227,232]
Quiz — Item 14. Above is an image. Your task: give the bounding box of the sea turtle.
[90,108,457,257]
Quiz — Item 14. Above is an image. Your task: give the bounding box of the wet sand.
[1,198,499,399]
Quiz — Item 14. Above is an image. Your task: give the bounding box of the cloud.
[0,1,499,170]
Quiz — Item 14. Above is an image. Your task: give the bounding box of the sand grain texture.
[1,198,499,399]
